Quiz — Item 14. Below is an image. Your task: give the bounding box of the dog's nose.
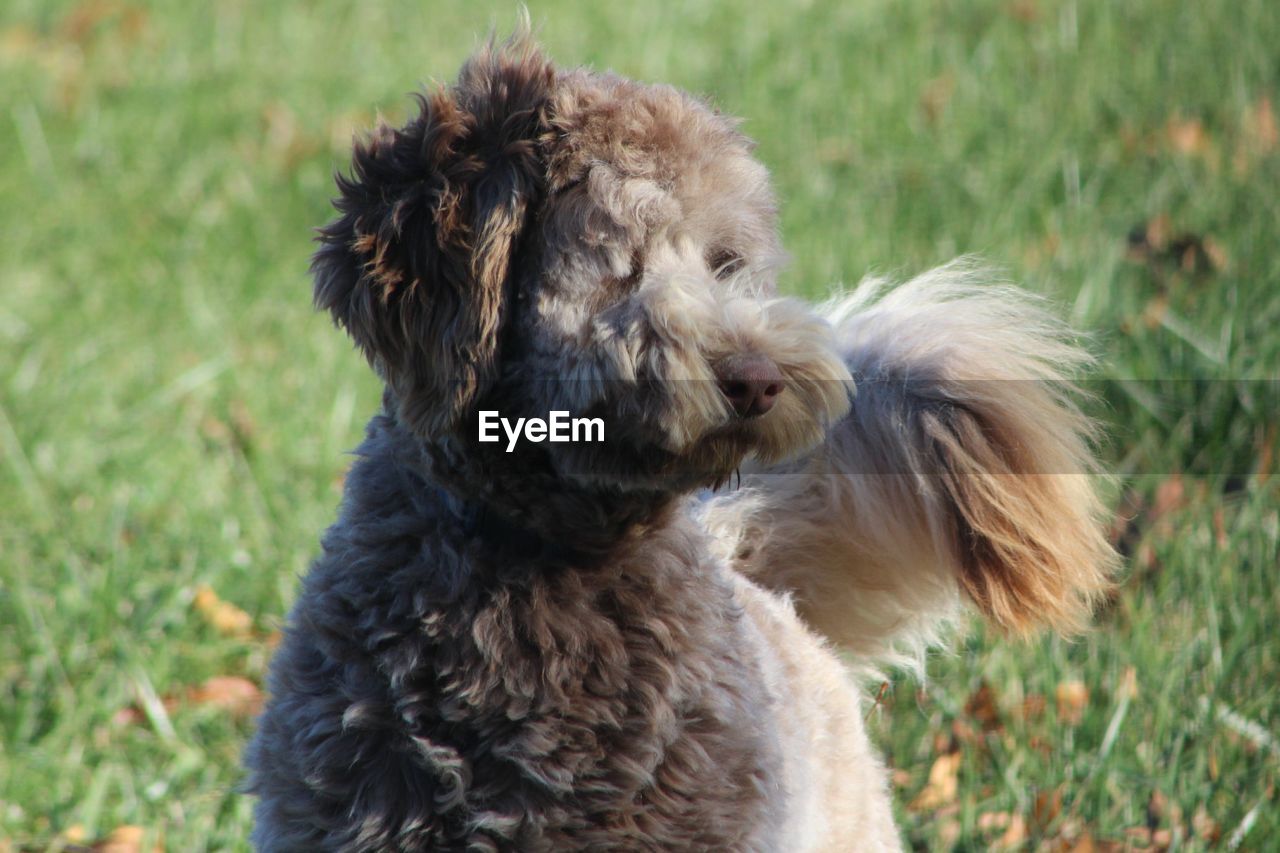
[715,354,785,418]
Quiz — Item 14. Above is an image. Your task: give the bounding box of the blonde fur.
[702,260,1119,667]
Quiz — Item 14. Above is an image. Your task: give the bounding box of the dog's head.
[314,30,851,493]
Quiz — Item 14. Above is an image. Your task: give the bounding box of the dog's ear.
[312,32,554,436]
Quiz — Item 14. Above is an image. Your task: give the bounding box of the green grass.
[2,0,1277,849]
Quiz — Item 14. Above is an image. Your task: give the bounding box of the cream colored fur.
[704,261,1117,669]
[698,261,1117,848]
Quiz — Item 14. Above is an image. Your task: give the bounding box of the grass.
[1,0,1276,849]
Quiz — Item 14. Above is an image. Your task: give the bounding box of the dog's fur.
[245,29,1116,851]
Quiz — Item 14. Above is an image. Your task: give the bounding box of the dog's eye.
[708,250,745,281]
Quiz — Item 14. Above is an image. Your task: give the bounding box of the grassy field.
[2,0,1277,849]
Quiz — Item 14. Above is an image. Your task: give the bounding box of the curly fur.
[246,26,1116,852]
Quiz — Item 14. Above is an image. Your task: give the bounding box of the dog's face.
[314,35,851,493]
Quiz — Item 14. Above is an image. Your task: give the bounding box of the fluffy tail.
[701,261,1119,667]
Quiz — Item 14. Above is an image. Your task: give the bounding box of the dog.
[245,27,1116,851]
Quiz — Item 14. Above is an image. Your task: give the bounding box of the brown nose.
[715,354,785,418]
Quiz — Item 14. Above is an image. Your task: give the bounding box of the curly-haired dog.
[245,28,1116,851]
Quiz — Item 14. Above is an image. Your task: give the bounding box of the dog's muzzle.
[714,353,785,418]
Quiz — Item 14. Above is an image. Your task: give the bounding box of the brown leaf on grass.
[194,583,254,637]
[1005,0,1040,23]
[262,101,321,171]
[1165,115,1211,158]
[1124,826,1172,850]
[111,704,148,726]
[1020,692,1047,721]
[920,73,956,126]
[186,675,263,718]
[1146,789,1168,829]
[1245,97,1278,151]
[1034,787,1064,831]
[60,0,123,47]
[936,814,962,847]
[950,717,985,748]
[1065,832,1097,853]
[1151,476,1186,531]
[115,674,263,727]
[1127,217,1227,280]
[62,825,88,843]
[1235,96,1278,174]
[1192,805,1220,843]
[1118,666,1139,700]
[91,824,162,853]
[1055,681,1089,725]
[908,751,961,811]
[1140,295,1169,330]
[1256,425,1275,486]
[994,813,1028,849]
[965,680,1002,732]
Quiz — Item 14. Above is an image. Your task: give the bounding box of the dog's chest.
[297,527,785,850]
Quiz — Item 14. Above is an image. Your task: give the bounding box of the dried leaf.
[1124,826,1172,850]
[1235,96,1278,173]
[1141,295,1169,329]
[1034,787,1064,830]
[92,824,154,853]
[1118,666,1139,700]
[1147,789,1168,828]
[186,675,263,718]
[995,813,1028,849]
[1151,476,1186,524]
[1021,693,1047,721]
[1005,0,1040,23]
[920,73,956,125]
[1055,681,1089,725]
[111,705,147,726]
[1145,214,1171,253]
[1245,97,1278,152]
[1256,425,1275,486]
[193,583,254,637]
[1128,217,1225,278]
[908,751,961,811]
[1165,115,1210,157]
[1192,805,1220,843]
[937,816,962,847]
[60,0,123,47]
[950,717,979,746]
[965,680,1002,731]
[1067,832,1096,853]
[261,101,320,170]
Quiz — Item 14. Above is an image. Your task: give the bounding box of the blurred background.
[1,0,1276,849]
